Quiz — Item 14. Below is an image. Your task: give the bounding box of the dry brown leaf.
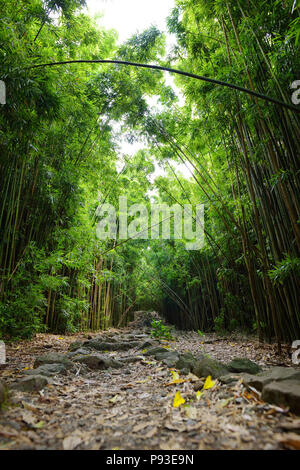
[278,433,300,450]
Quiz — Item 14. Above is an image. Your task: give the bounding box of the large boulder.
[12,375,50,392]
[192,357,229,379]
[34,353,73,369]
[262,380,300,415]
[227,358,262,375]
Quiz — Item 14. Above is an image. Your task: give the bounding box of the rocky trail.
[1,312,300,451]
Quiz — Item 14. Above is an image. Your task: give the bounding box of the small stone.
[218,374,241,385]
[144,346,170,356]
[75,354,124,370]
[192,358,229,379]
[227,358,261,374]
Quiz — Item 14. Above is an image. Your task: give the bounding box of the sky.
[86,0,175,44]
[85,0,192,183]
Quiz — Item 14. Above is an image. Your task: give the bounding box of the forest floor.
[0,317,300,451]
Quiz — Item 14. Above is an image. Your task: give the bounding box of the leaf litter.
[0,326,299,450]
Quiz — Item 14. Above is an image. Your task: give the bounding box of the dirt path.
[0,320,299,450]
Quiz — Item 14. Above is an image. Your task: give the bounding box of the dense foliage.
[0,0,299,350]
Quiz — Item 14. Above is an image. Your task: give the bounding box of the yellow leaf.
[58,337,64,340]
[170,370,180,381]
[136,378,150,384]
[203,376,216,390]
[142,349,148,353]
[165,379,186,387]
[196,391,203,400]
[109,395,121,403]
[173,391,185,408]
[33,421,45,429]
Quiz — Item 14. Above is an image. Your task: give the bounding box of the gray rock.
[84,340,140,352]
[243,367,300,392]
[144,346,170,356]
[34,353,73,369]
[262,380,300,415]
[24,363,66,377]
[175,352,198,372]
[192,357,229,379]
[155,351,180,367]
[66,348,92,358]
[12,375,50,392]
[227,358,261,374]
[138,339,159,350]
[218,374,241,385]
[68,341,84,352]
[75,354,124,370]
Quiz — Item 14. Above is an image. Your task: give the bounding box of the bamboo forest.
[0,0,300,453]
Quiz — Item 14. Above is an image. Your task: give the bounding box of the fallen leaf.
[165,379,187,386]
[33,421,45,429]
[171,370,180,381]
[173,391,185,408]
[109,394,124,404]
[203,376,215,390]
